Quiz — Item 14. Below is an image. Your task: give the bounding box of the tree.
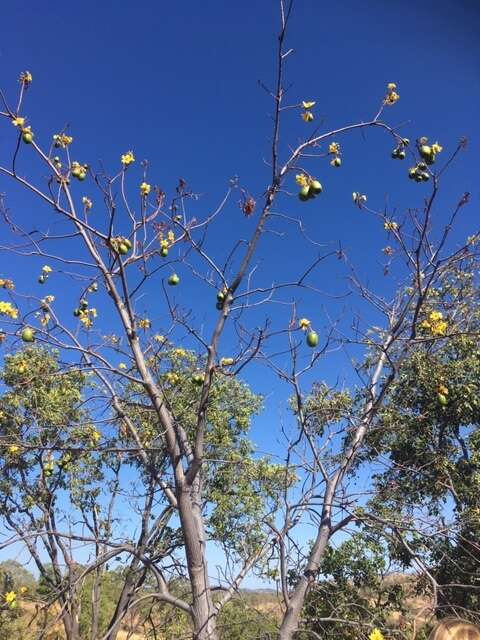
[0,2,478,639]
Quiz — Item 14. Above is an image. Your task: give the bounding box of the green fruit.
[402,138,410,146]
[123,239,132,250]
[79,298,89,310]
[217,291,225,303]
[421,171,430,181]
[73,308,81,317]
[72,167,81,177]
[332,157,342,167]
[417,162,427,170]
[414,173,424,183]
[298,185,310,201]
[78,172,86,181]
[168,273,180,286]
[22,131,33,144]
[310,180,323,194]
[306,331,319,348]
[38,274,46,284]
[90,282,98,292]
[160,247,169,257]
[391,149,399,159]
[397,150,406,160]
[118,243,129,255]
[192,373,204,386]
[437,393,448,406]
[21,327,35,343]
[408,168,417,180]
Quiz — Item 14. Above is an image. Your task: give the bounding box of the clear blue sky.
[1,0,479,585]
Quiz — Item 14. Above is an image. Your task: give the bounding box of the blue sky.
[1,0,479,586]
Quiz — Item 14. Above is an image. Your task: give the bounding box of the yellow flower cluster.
[78,307,97,329]
[173,348,187,357]
[0,301,18,319]
[220,357,234,366]
[384,220,399,231]
[296,174,309,187]
[369,630,385,640]
[42,265,52,273]
[53,133,73,148]
[420,310,448,336]
[19,71,33,85]
[166,371,180,385]
[328,142,340,155]
[299,318,311,330]
[118,363,127,370]
[12,116,25,128]
[82,196,93,210]
[121,151,135,166]
[301,100,316,122]
[8,445,20,455]
[138,318,151,330]
[4,590,17,608]
[140,182,151,196]
[0,279,14,290]
[153,334,166,343]
[385,82,400,105]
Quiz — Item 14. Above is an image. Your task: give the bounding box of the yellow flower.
[387,83,397,91]
[173,348,187,357]
[42,295,55,304]
[299,318,311,330]
[89,308,97,318]
[438,384,449,396]
[328,142,340,155]
[19,71,33,85]
[431,320,448,336]
[138,318,151,329]
[167,230,175,243]
[166,372,179,384]
[42,265,52,273]
[369,629,385,640]
[82,196,93,210]
[140,181,151,196]
[220,357,234,366]
[90,429,101,443]
[302,101,316,109]
[0,301,18,319]
[4,591,16,605]
[8,445,20,455]
[40,313,50,326]
[384,220,399,231]
[301,111,314,122]
[385,91,400,105]
[121,151,135,166]
[429,311,443,322]
[53,133,73,148]
[12,116,25,127]
[420,319,431,330]
[431,142,443,154]
[153,334,165,343]
[0,279,15,290]
[118,363,127,370]
[19,587,28,594]
[296,174,309,187]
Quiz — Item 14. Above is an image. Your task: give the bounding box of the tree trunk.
[178,486,218,640]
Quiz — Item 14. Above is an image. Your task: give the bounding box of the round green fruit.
[310,180,323,194]
[160,247,169,257]
[79,298,88,310]
[78,172,86,181]
[391,149,399,159]
[71,167,81,177]
[22,132,33,144]
[38,275,46,284]
[168,273,180,286]
[73,308,81,317]
[298,186,310,201]
[397,150,406,160]
[437,393,448,406]
[419,144,432,159]
[118,243,129,255]
[332,157,342,167]
[306,331,319,348]
[123,239,132,250]
[408,168,417,180]
[192,373,204,386]
[21,327,35,343]
[217,291,225,303]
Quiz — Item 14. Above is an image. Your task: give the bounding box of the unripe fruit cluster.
[110,236,132,255]
[408,162,430,183]
[298,179,322,202]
